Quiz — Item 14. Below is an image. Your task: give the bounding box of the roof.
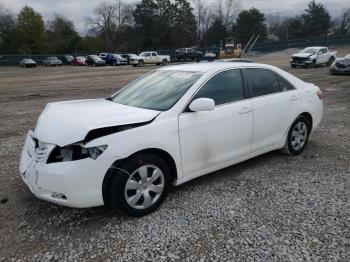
[159,62,271,73]
[306,46,327,50]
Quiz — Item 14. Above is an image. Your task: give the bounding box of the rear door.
[243,68,298,152]
[318,48,328,64]
[151,52,159,63]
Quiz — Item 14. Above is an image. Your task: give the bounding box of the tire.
[309,60,316,68]
[113,61,116,66]
[109,153,171,217]
[327,57,335,66]
[133,64,137,67]
[281,115,311,156]
[161,59,167,66]
[138,60,144,67]
[291,64,296,68]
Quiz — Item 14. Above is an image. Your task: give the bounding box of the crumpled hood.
[34,99,160,146]
[335,58,350,66]
[292,53,312,58]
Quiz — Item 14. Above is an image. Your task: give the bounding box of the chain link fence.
[251,34,350,53]
[0,35,349,66]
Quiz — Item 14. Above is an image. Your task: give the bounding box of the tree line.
[0,0,349,55]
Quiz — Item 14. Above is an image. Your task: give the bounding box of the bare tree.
[87,1,134,50]
[191,0,214,43]
[0,4,15,43]
[338,8,350,34]
[214,0,241,27]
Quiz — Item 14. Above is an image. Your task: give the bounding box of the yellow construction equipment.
[219,37,242,59]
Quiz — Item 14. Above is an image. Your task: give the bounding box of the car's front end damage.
[19,131,114,207]
[330,57,350,74]
[290,53,314,67]
[19,99,161,208]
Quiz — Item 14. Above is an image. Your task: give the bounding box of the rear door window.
[277,74,295,91]
[245,68,281,97]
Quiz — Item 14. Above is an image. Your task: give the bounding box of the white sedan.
[19,63,324,216]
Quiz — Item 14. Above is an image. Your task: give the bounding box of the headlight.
[47,144,108,163]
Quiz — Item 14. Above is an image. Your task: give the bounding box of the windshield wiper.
[105,97,113,101]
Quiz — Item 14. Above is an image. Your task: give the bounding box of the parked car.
[330,53,350,75]
[204,51,217,60]
[43,57,62,67]
[61,55,74,65]
[19,58,37,68]
[290,47,337,68]
[19,62,323,217]
[175,48,203,61]
[121,54,138,64]
[85,55,105,66]
[99,53,108,60]
[105,54,127,66]
[130,51,171,67]
[72,56,86,66]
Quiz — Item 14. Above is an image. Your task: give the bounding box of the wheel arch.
[300,112,313,130]
[102,148,178,206]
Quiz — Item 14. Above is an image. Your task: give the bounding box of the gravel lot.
[0,47,350,261]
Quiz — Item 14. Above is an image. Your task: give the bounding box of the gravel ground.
[0,47,350,261]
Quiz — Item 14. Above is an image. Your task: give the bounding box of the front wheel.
[109,153,171,217]
[138,60,144,67]
[281,115,311,155]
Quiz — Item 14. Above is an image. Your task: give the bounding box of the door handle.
[290,95,298,101]
[239,107,252,114]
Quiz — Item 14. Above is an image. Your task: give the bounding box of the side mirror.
[189,98,215,112]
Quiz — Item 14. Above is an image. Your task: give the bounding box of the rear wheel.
[282,115,311,155]
[109,153,171,217]
[161,59,167,66]
[327,56,335,66]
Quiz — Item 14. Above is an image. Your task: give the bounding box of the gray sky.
[1,0,348,33]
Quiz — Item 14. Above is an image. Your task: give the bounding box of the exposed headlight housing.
[47,144,107,163]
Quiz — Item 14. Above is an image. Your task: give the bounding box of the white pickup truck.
[290,46,337,68]
[130,51,171,67]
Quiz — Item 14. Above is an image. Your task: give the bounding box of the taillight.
[317,90,323,100]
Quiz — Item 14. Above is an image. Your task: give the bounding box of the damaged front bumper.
[19,131,114,208]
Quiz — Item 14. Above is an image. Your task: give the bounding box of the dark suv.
[175,48,203,62]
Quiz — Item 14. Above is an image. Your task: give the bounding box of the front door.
[179,69,253,176]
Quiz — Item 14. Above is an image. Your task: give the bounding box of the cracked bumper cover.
[19,131,115,208]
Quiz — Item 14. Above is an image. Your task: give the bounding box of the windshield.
[300,48,317,55]
[345,54,350,59]
[110,70,202,111]
[139,52,147,57]
[48,57,58,60]
[23,59,34,63]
